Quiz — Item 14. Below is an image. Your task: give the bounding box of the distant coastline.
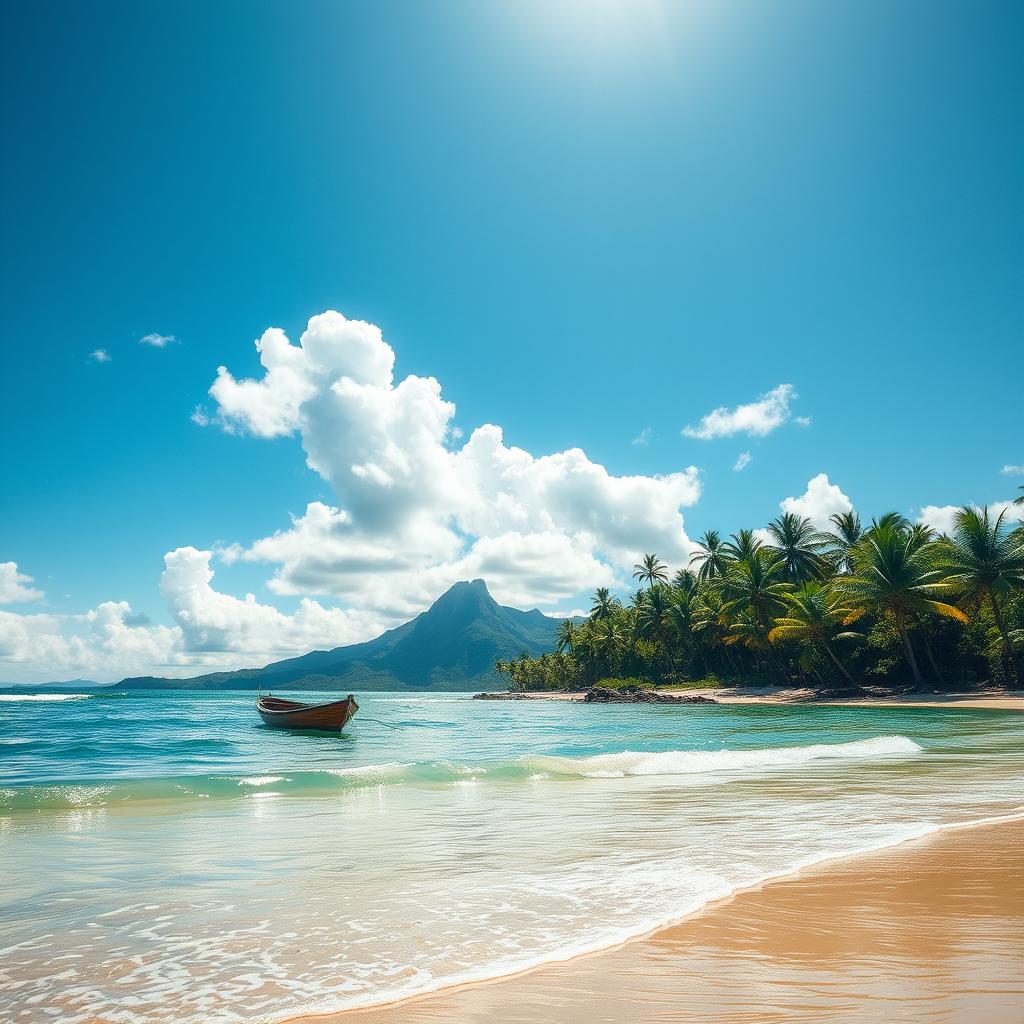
[475,683,1024,712]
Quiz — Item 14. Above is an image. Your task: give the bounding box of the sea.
[1,689,1022,1024]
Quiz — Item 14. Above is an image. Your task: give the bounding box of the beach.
[2,690,1022,1024]
[482,689,1024,712]
[315,818,1024,1024]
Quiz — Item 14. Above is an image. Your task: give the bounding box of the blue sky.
[1,0,1021,681]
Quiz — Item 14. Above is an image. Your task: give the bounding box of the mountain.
[0,678,106,691]
[115,579,568,692]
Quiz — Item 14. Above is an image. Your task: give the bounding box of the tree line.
[496,496,1024,694]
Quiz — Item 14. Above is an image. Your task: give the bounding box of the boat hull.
[256,695,358,731]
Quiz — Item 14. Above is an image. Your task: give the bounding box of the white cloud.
[682,384,799,440]
[778,473,853,531]
[0,563,44,604]
[0,548,385,683]
[89,349,111,363]
[4,310,709,682]
[190,406,210,427]
[159,546,380,655]
[632,427,651,447]
[733,451,752,472]
[918,500,1024,538]
[206,311,702,617]
[1001,464,1024,476]
[140,333,177,348]
[794,416,812,428]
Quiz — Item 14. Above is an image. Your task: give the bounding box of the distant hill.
[115,579,569,692]
[0,678,105,691]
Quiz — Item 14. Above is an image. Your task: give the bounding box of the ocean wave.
[0,736,922,812]
[0,693,95,702]
[525,736,923,778]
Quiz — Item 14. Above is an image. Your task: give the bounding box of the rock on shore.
[583,685,717,704]
[472,685,717,704]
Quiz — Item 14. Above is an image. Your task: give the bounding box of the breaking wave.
[0,693,96,702]
[526,736,923,778]
[0,736,922,812]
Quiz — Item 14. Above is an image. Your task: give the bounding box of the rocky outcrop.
[584,685,717,704]
[472,691,545,700]
[472,685,719,704]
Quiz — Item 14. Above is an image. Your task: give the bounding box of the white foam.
[0,693,94,702]
[527,735,922,778]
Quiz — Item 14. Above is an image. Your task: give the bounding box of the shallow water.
[1,690,1022,1023]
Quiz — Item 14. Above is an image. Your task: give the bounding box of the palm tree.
[691,587,737,675]
[636,585,673,672]
[555,619,578,655]
[633,553,668,590]
[595,619,624,677]
[720,552,793,629]
[764,512,831,583]
[769,584,862,689]
[672,568,698,595]
[1014,486,1024,506]
[724,608,775,664]
[589,587,618,621]
[836,524,967,687]
[939,506,1024,684]
[689,530,729,581]
[666,588,699,668]
[868,511,911,535]
[828,511,863,574]
[907,523,937,548]
[723,528,762,562]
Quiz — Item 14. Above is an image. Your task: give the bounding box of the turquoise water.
[1,690,1022,1023]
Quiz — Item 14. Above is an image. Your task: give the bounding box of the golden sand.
[488,689,1024,710]
[295,819,1024,1024]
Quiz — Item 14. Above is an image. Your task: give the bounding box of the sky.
[1,0,1021,683]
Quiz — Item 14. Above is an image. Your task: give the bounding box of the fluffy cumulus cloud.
[205,311,701,619]
[1001,464,1024,476]
[778,473,854,531]
[160,546,379,656]
[683,384,800,440]
[0,562,44,604]
[3,310,706,682]
[918,499,1024,537]
[0,549,385,683]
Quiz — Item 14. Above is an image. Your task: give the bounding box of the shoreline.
[477,687,1024,711]
[282,810,1024,1024]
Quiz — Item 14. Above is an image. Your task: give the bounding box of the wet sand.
[296,819,1024,1024]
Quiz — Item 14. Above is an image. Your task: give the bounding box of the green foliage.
[495,509,1024,693]
[592,677,655,690]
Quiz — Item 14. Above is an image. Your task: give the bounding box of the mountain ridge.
[115,579,568,691]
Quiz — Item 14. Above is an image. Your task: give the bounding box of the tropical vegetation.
[496,506,1024,694]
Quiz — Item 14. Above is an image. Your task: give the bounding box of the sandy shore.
[480,688,1024,710]
[291,818,1024,1024]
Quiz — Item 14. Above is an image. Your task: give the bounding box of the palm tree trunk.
[823,642,859,689]
[897,616,925,688]
[922,634,945,688]
[989,589,1021,686]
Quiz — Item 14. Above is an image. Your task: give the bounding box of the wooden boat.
[256,694,358,731]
